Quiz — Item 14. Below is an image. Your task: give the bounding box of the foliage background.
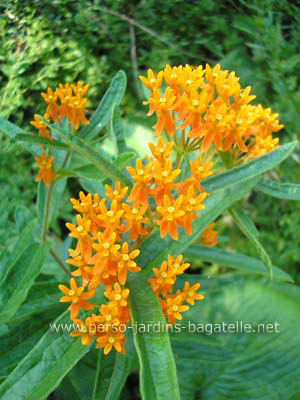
[0,0,300,398]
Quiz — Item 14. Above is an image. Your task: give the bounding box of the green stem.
[92,350,103,400]
[50,248,72,277]
[41,180,55,242]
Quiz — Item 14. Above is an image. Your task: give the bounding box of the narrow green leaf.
[184,245,293,282]
[0,221,36,284]
[0,242,50,324]
[112,106,131,153]
[92,334,134,400]
[0,114,26,139]
[202,141,297,192]
[79,70,127,140]
[230,206,273,279]
[15,133,69,150]
[138,176,259,277]
[39,117,131,186]
[127,272,181,400]
[0,283,64,378]
[0,311,90,400]
[15,206,34,233]
[114,152,136,170]
[256,176,300,200]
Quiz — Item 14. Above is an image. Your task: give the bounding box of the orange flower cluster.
[140,64,283,155]
[59,183,144,355]
[31,82,89,186]
[127,138,210,240]
[149,255,204,324]
[59,136,212,354]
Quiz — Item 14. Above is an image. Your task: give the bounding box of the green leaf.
[256,176,300,200]
[127,272,181,400]
[0,114,26,139]
[114,152,136,170]
[0,283,64,378]
[0,221,36,284]
[0,311,90,400]
[229,206,273,279]
[92,335,135,400]
[112,106,131,154]
[202,141,297,192]
[79,70,127,140]
[15,206,34,233]
[15,133,69,150]
[173,275,300,399]
[138,176,259,277]
[184,245,293,282]
[0,242,50,324]
[39,117,131,187]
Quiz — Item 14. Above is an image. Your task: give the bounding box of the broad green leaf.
[229,206,273,279]
[138,176,259,277]
[256,176,300,200]
[15,133,69,150]
[39,117,131,186]
[184,245,293,282]
[79,70,127,140]
[127,272,181,400]
[202,141,297,192]
[0,242,49,324]
[0,311,90,400]
[173,275,300,400]
[92,334,135,400]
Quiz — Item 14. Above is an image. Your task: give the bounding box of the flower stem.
[41,180,55,242]
[92,350,103,400]
[50,248,72,277]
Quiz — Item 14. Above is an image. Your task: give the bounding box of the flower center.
[161,272,167,278]
[172,305,178,311]
[186,79,192,85]
[132,208,138,215]
[114,294,121,301]
[160,97,166,103]
[193,99,199,106]
[103,242,110,249]
[216,114,222,121]
[107,211,114,217]
[77,226,83,232]
[162,170,168,177]
[137,169,144,176]
[167,206,175,213]
[69,290,75,296]
[113,190,119,196]
[189,198,196,205]
[108,336,115,344]
[123,254,129,261]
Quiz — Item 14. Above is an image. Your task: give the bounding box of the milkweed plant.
[0,64,298,400]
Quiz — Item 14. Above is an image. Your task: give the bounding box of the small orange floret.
[34,151,54,186]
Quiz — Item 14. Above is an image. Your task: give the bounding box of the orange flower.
[127,158,152,206]
[149,159,181,204]
[122,204,148,240]
[96,199,124,236]
[105,181,128,203]
[58,278,95,319]
[179,187,208,235]
[156,195,185,240]
[181,155,214,193]
[116,242,141,285]
[70,315,98,345]
[70,191,93,215]
[34,152,55,186]
[200,222,218,247]
[181,281,204,305]
[66,248,92,282]
[147,88,176,136]
[41,87,59,122]
[89,231,120,275]
[167,254,190,277]
[148,137,174,165]
[149,260,175,295]
[104,282,130,307]
[96,327,126,355]
[66,215,93,261]
[248,135,279,159]
[165,294,189,324]
[31,114,52,140]
[139,69,163,92]
[96,304,120,326]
